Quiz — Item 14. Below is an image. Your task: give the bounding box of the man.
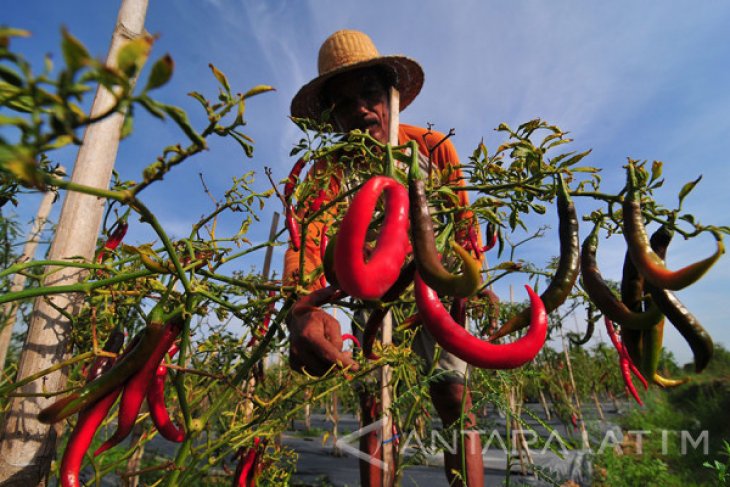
[285,30,484,486]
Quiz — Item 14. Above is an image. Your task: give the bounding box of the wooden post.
[243,212,279,422]
[0,189,56,371]
[0,2,149,484]
[379,86,399,486]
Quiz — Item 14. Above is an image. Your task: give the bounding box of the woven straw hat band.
[318,30,380,75]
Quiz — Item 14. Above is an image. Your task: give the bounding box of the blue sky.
[5,1,730,365]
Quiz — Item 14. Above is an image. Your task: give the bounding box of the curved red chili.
[414,272,547,369]
[362,308,389,360]
[334,176,410,300]
[341,333,361,348]
[59,331,127,487]
[248,290,277,347]
[449,297,468,327]
[284,158,307,202]
[94,315,184,456]
[147,343,184,442]
[233,437,264,487]
[622,162,724,290]
[96,219,129,264]
[491,175,580,341]
[285,205,301,252]
[60,389,121,487]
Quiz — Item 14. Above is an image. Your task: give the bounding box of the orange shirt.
[282,124,478,289]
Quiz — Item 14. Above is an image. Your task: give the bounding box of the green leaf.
[208,63,230,94]
[678,175,702,205]
[560,149,592,168]
[116,36,152,77]
[144,54,174,91]
[650,160,663,182]
[0,65,23,87]
[242,84,275,99]
[61,28,91,72]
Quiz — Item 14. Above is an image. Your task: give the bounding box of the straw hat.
[290,30,424,120]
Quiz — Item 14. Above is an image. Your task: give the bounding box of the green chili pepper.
[408,141,481,298]
[580,224,663,330]
[490,174,580,340]
[622,162,724,291]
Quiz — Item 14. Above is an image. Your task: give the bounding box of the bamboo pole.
[378,86,399,486]
[0,188,56,371]
[243,212,279,422]
[0,2,149,484]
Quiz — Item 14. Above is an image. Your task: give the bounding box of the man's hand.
[289,307,359,376]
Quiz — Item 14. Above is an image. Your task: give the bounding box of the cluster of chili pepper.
[581,161,722,397]
[314,142,550,370]
[42,304,186,487]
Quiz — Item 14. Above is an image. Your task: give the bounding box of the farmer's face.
[325,69,390,143]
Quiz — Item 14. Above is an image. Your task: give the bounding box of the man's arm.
[282,165,358,375]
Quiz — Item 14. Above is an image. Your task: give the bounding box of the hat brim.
[290,55,424,121]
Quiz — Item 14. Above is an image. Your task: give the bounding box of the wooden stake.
[380,86,399,486]
[0,2,149,483]
[0,188,56,370]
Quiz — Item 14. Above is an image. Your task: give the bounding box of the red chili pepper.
[147,343,185,442]
[622,162,724,290]
[482,222,498,252]
[96,219,129,264]
[310,189,327,213]
[362,308,389,361]
[60,389,121,487]
[284,159,308,202]
[466,224,482,260]
[94,314,185,456]
[341,333,361,348]
[604,318,646,406]
[318,226,329,288]
[334,176,410,300]
[285,205,301,252]
[414,272,547,369]
[59,331,127,487]
[449,297,468,327]
[39,305,179,424]
[233,437,264,487]
[248,290,277,347]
